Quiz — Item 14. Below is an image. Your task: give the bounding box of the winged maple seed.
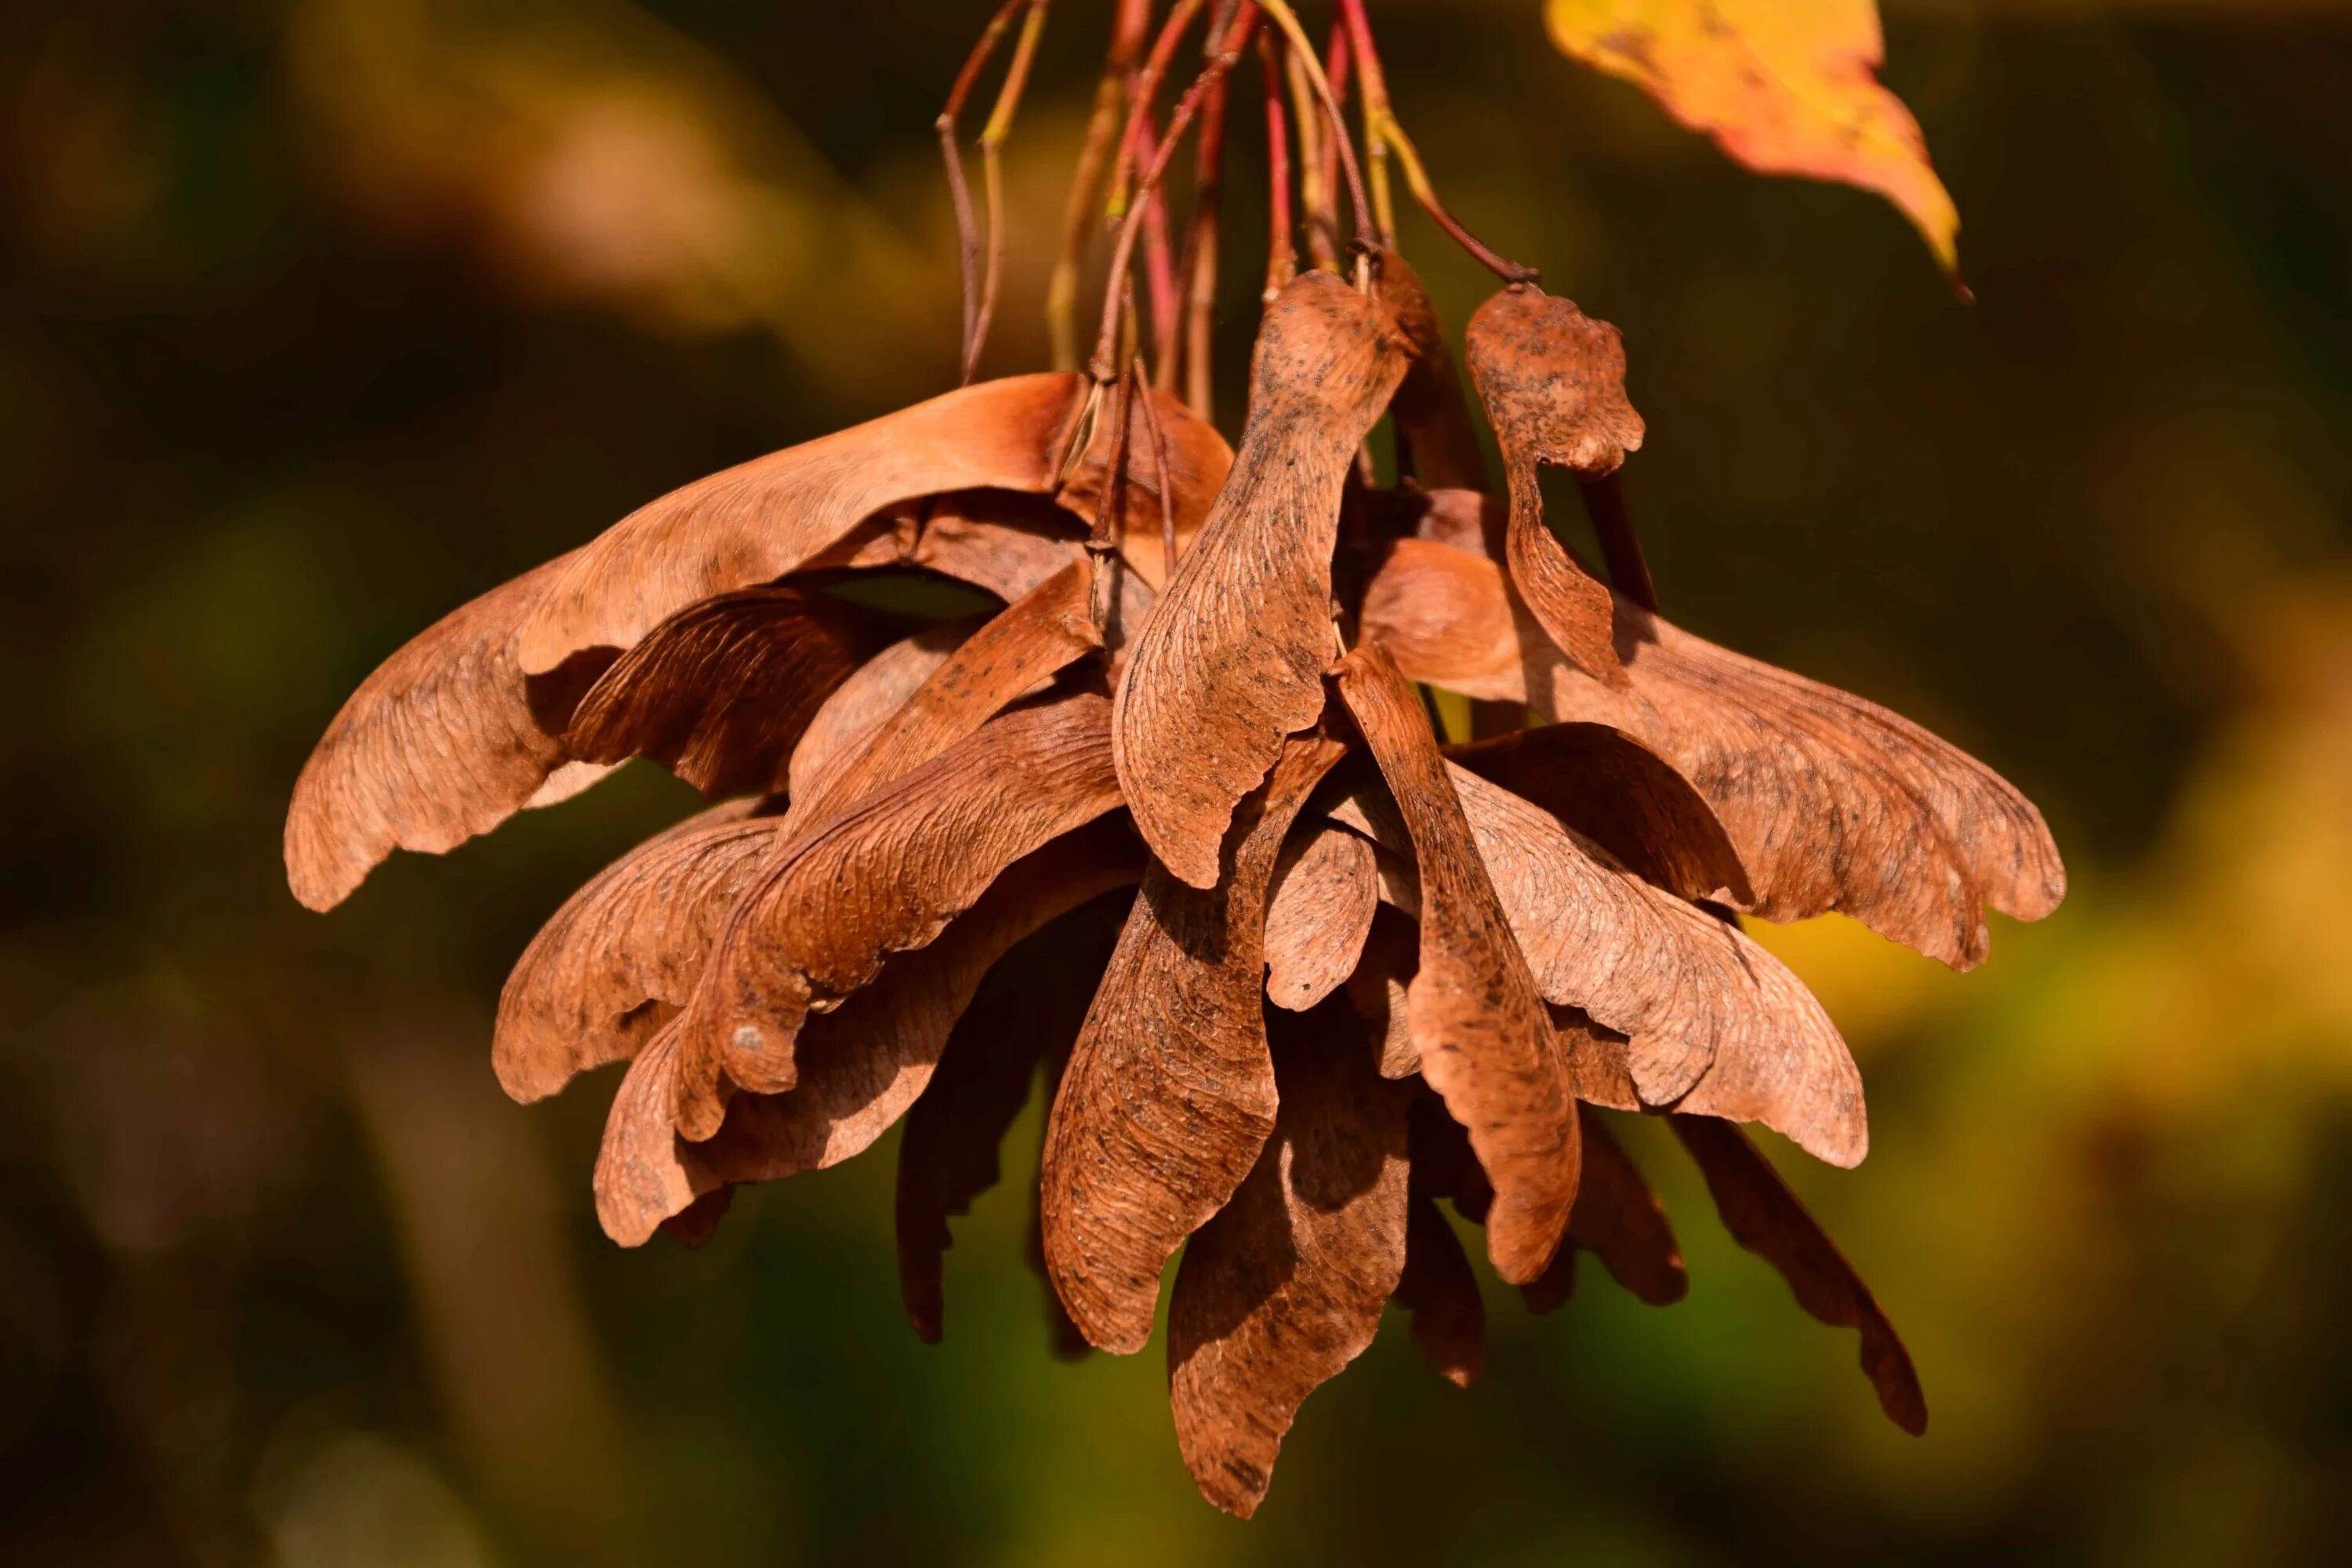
[288,0,2061,1522]
[283,373,1225,913]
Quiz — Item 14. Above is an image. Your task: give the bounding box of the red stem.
[1132,357,1179,575]
[1047,0,1152,369]
[1336,0,1538,284]
[1108,0,1210,221]
[1319,15,1351,242]
[942,0,1026,120]
[1128,115,1180,359]
[1259,30,1294,299]
[1167,1,1247,412]
[1091,8,1254,382]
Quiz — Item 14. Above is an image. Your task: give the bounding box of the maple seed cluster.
[286,0,2063,1519]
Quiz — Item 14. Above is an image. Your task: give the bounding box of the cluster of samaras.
[287,256,2062,1515]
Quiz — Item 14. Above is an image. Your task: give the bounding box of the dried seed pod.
[910,501,1087,601]
[1673,1115,1927,1435]
[1465,287,1643,686]
[495,804,782,1105]
[674,695,1125,1137]
[285,552,588,912]
[288,381,1229,911]
[1555,1004,1641,1112]
[1167,1001,1410,1519]
[1263,821,1381,1011]
[1343,902,1421,1080]
[895,889,1129,1345]
[1114,271,1413,888]
[1446,764,1865,1167]
[808,490,1163,631]
[1357,533,1536,701]
[590,1023,707,1249]
[1409,1094,1684,1317]
[517,375,1222,677]
[1359,536,1527,704]
[1520,1109,1686,1312]
[1544,599,2067,969]
[276,10,2074,1512]
[1393,1189,1485,1388]
[562,585,880,799]
[787,622,978,804]
[779,559,1100,835]
[1360,533,2065,967]
[1041,728,1350,1354]
[597,819,1142,1247]
[1374,249,1487,491]
[1334,642,1579,1285]
[1444,721,1746,907]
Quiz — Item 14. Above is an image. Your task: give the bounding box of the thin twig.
[1259,30,1295,300]
[1047,0,1151,371]
[1282,38,1334,272]
[1128,114,1180,360]
[978,2,1048,154]
[967,0,1050,382]
[1337,0,1537,284]
[940,122,982,372]
[1166,2,1247,416]
[1320,16,1353,246]
[1107,0,1210,223]
[1336,0,1394,243]
[939,0,1029,383]
[1131,354,1179,578]
[1100,1,1210,380]
[942,0,1025,118]
[1089,12,1254,383]
[1253,0,1372,252]
[1087,358,1142,643]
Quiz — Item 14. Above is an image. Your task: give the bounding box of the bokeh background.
[5,0,2350,1562]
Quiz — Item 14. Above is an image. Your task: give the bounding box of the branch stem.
[941,0,1051,383]
[1090,8,1256,383]
[1167,1,1246,416]
[1047,0,1150,371]
[1259,30,1296,299]
[1131,356,1179,576]
[1252,0,1371,252]
[1335,0,1537,284]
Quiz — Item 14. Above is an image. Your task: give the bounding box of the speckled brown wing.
[1040,728,1350,1354]
[1465,287,1643,687]
[779,558,1099,835]
[1673,1115,1927,1435]
[1114,272,1413,888]
[561,584,879,798]
[1446,764,1866,1167]
[285,551,588,912]
[1334,642,1580,1285]
[1167,1001,1410,1518]
[1361,533,2065,967]
[786,622,977,804]
[671,693,1125,1138]
[1547,597,2067,968]
[1263,819,1381,1012]
[594,819,1141,1247]
[1375,249,1487,491]
[1520,1109,1687,1312]
[494,803,786,1105]
[1393,1188,1485,1388]
[515,373,1223,676]
[893,887,1129,1345]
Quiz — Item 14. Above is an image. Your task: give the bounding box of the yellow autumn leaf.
[1545,0,1960,274]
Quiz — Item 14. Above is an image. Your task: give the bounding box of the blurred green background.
[5,0,2351,1562]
